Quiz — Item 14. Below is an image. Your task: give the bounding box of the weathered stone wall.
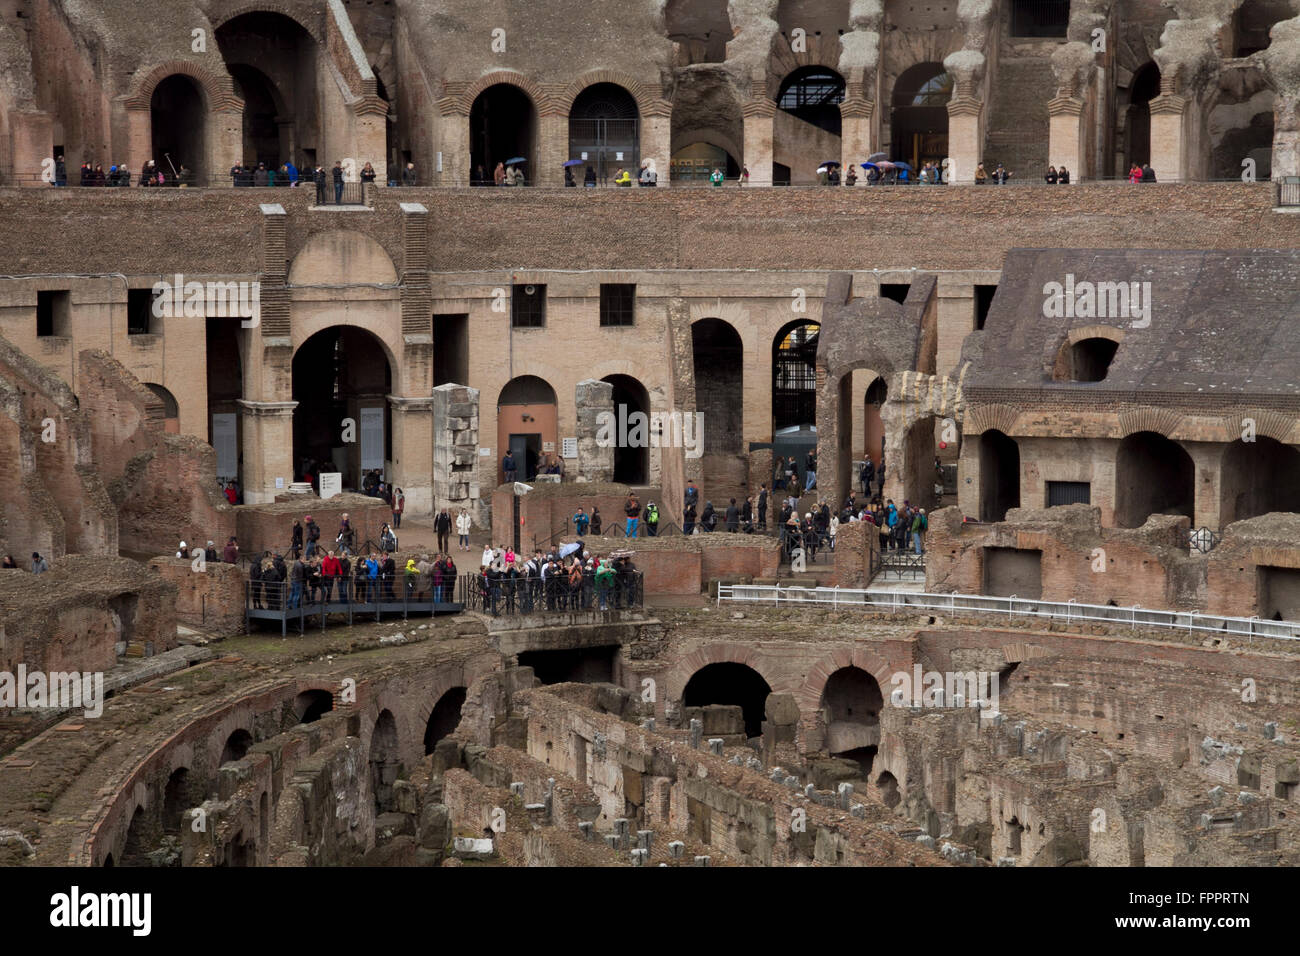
[148,557,245,633]
[432,383,481,522]
[233,493,391,558]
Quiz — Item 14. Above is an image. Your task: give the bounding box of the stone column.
[1147,93,1188,183]
[210,108,243,187]
[120,103,152,180]
[1047,94,1087,180]
[389,395,435,515]
[742,97,776,186]
[432,384,483,523]
[435,106,470,186]
[575,379,614,482]
[238,401,297,504]
[536,105,567,187]
[945,94,984,184]
[353,93,390,186]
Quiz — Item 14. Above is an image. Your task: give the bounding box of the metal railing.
[311,180,367,206]
[458,570,643,615]
[1279,178,1300,207]
[245,576,461,635]
[715,584,1300,642]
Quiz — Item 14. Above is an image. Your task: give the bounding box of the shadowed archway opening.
[979,430,1020,522]
[682,661,772,738]
[471,84,538,181]
[569,83,640,184]
[220,728,253,765]
[1125,62,1160,170]
[1220,437,1300,525]
[292,326,392,493]
[370,709,399,815]
[150,74,206,183]
[892,63,951,170]
[602,374,651,486]
[1115,431,1193,528]
[424,686,468,754]
[820,666,883,773]
[294,689,334,724]
[498,374,558,483]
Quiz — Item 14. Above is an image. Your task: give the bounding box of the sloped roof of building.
[963,248,1300,402]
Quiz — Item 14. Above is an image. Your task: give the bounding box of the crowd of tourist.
[473,540,640,614]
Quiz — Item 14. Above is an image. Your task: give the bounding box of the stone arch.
[557,69,661,118]
[208,2,325,43]
[1116,407,1183,440]
[293,688,334,723]
[795,646,896,717]
[457,71,548,116]
[423,686,468,754]
[1115,431,1194,527]
[663,643,776,713]
[124,60,241,111]
[415,667,469,737]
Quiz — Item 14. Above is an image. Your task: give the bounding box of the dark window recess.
[975,284,997,330]
[1011,0,1069,37]
[881,284,910,304]
[1047,481,1091,506]
[512,283,546,328]
[433,313,469,386]
[127,289,154,335]
[599,284,636,327]
[37,290,69,337]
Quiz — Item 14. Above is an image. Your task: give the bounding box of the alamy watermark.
[1042,273,1151,328]
[889,665,1000,718]
[152,274,260,328]
[596,404,704,459]
[0,665,104,719]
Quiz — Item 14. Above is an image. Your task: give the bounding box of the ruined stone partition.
[924,504,1205,608]
[432,383,482,524]
[233,493,391,558]
[0,555,176,674]
[574,379,614,483]
[148,558,245,633]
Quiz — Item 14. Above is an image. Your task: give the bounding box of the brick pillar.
[839,97,874,177]
[945,94,984,184]
[353,94,390,186]
[575,379,614,482]
[122,103,152,182]
[742,97,776,186]
[210,108,242,187]
[238,401,297,504]
[642,101,673,186]
[390,396,435,516]
[10,109,53,186]
[537,107,566,187]
[1048,94,1087,181]
[1147,93,1188,183]
[436,108,469,186]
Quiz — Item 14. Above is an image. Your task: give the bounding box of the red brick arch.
[458,71,548,115]
[795,646,898,715]
[124,60,242,111]
[661,643,777,708]
[556,69,658,118]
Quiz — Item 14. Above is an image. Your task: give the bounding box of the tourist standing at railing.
[700,500,717,532]
[337,552,351,603]
[596,559,615,610]
[912,508,928,555]
[645,501,659,537]
[304,514,321,558]
[494,162,506,186]
[288,554,305,609]
[403,162,418,186]
[337,513,355,556]
[314,164,327,203]
[757,485,768,530]
[255,163,269,186]
[574,507,590,537]
[321,551,340,602]
[332,161,345,203]
[361,162,377,186]
[624,493,641,538]
[725,498,739,533]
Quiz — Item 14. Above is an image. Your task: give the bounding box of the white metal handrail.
[714,584,1299,642]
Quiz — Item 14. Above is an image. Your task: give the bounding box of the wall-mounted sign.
[319,473,342,499]
[562,437,577,459]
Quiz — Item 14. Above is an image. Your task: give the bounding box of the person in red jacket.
[321,550,341,602]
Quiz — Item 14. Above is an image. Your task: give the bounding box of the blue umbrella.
[562,159,584,167]
[894,161,914,171]
[506,157,528,165]
[861,162,879,170]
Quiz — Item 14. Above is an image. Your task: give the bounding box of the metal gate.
[1046,481,1091,506]
[569,118,639,184]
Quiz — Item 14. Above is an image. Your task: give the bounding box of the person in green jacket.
[710,167,724,187]
[596,560,616,610]
[911,508,928,555]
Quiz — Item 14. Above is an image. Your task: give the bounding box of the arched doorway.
[144,383,180,434]
[294,689,334,724]
[692,318,744,497]
[1125,62,1160,170]
[217,12,319,170]
[892,63,952,170]
[772,322,819,480]
[471,84,538,182]
[979,430,1021,522]
[775,66,845,183]
[682,662,772,739]
[569,83,640,184]
[602,374,651,486]
[1219,437,1300,525]
[1115,431,1194,528]
[162,768,194,834]
[292,327,392,492]
[150,74,206,183]
[424,686,468,754]
[220,728,253,765]
[497,375,558,483]
[670,141,739,182]
[820,666,883,773]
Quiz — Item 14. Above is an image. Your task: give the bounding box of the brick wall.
[234,494,392,557]
[148,557,245,633]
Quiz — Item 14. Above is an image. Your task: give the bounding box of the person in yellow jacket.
[614,167,632,187]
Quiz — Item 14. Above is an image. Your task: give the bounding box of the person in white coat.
[456,509,472,551]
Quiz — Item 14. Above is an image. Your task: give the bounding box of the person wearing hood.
[645,500,659,536]
[291,519,303,558]
[404,557,419,598]
[176,540,189,559]
[701,501,717,532]
[638,159,657,187]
